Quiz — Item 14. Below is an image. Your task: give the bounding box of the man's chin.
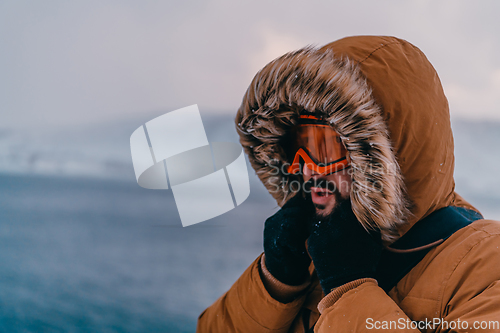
[312,194,339,219]
[313,196,350,222]
[313,203,338,220]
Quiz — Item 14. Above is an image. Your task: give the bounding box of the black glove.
[307,199,383,294]
[264,194,314,285]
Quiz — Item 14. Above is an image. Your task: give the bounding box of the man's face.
[302,163,352,219]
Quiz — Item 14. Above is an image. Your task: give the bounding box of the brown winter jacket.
[197,36,500,332]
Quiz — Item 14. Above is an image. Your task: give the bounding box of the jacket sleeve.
[314,280,421,332]
[435,232,500,333]
[196,253,310,333]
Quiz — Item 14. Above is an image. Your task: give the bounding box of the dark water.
[0,173,276,332]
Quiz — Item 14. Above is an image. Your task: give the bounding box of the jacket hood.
[236,36,477,244]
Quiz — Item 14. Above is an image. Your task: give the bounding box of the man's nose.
[302,163,319,177]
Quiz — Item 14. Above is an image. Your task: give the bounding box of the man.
[197,36,500,332]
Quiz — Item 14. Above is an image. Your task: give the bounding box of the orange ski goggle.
[287,115,349,175]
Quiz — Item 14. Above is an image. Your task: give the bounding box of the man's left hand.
[307,199,383,295]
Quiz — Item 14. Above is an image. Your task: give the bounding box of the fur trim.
[235,46,410,244]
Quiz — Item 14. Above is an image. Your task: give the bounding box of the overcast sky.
[1,0,500,130]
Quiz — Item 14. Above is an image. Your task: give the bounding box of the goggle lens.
[287,116,349,175]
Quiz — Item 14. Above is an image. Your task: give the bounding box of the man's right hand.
[263,193,314,286]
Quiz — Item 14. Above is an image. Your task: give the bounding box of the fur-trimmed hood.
[236,36,477,244]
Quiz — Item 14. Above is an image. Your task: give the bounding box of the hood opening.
[236,36,478,244]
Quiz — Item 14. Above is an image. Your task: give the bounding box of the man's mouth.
[308,179,336,207]
[303,177,343,216]
[309,184,337,207]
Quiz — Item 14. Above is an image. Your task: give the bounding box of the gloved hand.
[307,199,383,294]
[264,193,314,285]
